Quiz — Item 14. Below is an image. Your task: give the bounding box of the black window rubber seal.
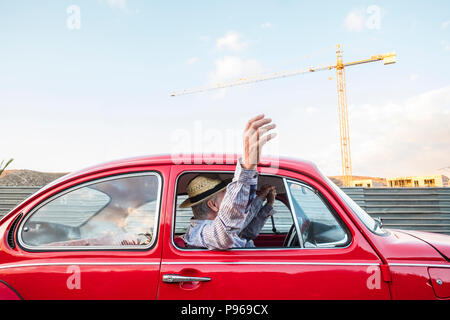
[7,212,23,249]
[0,279,23,300]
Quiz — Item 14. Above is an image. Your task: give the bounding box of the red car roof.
[61,153,321,181]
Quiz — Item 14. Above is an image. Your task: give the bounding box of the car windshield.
[323,175,388,236]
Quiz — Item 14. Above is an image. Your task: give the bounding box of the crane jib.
[170,45,397,187]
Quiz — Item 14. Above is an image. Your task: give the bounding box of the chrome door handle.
[162,274,211,283]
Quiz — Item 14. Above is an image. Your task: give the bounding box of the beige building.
[387,175,449,188]
[351,179,373,188]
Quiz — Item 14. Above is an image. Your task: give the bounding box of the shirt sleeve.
[239,203,275,240]
[200,159,258,250]
[240,196,264,232]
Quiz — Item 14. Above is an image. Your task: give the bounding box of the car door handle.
[162,274,211,283]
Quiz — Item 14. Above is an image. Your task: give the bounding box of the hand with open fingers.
[266,186,277,206]
[256,184,273,200]
[242,114,277,170]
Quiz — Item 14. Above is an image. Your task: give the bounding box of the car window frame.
[171,170,352,251]
[16,171,163,252]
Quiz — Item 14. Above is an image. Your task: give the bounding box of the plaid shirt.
[183,160,274,250]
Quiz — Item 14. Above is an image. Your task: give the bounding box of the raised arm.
[200,160,258,249]
[200,115,277,250]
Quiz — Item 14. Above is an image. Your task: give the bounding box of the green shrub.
[0,158,14,176]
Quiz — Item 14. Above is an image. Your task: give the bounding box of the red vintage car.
[0,154,449,300]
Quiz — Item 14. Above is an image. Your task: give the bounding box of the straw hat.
[179,175,231,208]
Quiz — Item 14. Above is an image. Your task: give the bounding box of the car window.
[173,171,296,250]
[19,172,162,250]
[287,180,349,248]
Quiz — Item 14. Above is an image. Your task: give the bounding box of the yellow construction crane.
[171,44,396,186]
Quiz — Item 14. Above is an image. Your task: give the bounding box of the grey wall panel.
[342,187,450,235]
[0,186,40,218]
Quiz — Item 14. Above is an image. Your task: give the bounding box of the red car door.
[0,166,169,299]
[158,164,391,299]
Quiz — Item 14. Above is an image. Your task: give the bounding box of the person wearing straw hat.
[180,114,277,250]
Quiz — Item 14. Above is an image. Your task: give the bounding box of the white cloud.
[187,57,198,65]
[350,86,450,176]
[344,9,365,32]
[442,20,450,29]
[207,56,262,99]
[305,106,318,114]
[409,74,419,81]
[260,22,273,29]
[210,56,262,84]
[216,31,247,52]
[442,40,450,51]
[98,0,127,10]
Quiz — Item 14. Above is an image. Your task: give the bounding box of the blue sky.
[1,0,449,178]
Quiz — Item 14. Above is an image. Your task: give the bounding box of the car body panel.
[428,267,450,298]
[0,280,21,300]
[0,259,161,300]
[369,229,446,264]
[389,266,437,299]
[395,230,450,261]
